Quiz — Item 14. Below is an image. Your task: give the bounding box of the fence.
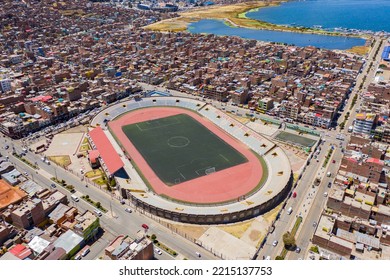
[257,115,282,125]
[285,123,321,136]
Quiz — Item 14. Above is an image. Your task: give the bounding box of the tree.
[109,178,117,187]
[283,231,296,249]
[151,234,157,241]
[310,246,319,254]
[96,202,101,209]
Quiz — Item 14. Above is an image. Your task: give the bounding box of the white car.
[324,192,328,197]
[125,208,132,213]
[154,248,162,255]
[272,240,278,247]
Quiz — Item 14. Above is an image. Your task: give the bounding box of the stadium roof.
[88,127,124,176]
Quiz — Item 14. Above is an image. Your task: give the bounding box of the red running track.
[109,107,263,204]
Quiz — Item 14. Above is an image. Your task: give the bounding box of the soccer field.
[122,113,248,186]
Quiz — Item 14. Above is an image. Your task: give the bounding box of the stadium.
[90,96,293,224]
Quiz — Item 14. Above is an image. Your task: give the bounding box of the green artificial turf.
[122,114,248,185]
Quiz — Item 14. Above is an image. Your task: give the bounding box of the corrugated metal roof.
[53,230,83,254]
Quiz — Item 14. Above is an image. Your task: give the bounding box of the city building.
[258,97,274,113]
[0,78,11,93]
[105,234,154,260]
[353,113,377,134]
[10,198,45,229]
[52,229,84,258]
[72,210,100,241]
[0,179,27,211]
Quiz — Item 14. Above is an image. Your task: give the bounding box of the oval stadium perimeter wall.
[91,97,293,224]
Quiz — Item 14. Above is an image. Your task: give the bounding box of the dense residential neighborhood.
[0,0,389,265]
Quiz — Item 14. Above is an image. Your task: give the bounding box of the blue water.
[247,0,390,32]
[188,19,365,50]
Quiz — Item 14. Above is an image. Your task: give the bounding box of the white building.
[353,113,376,135]
[0,78,11,92]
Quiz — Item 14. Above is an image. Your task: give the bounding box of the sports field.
[275,131,316,148]
[122,114,248,186]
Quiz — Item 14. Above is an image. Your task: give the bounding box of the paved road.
[0,137,218,260]
[258,141,329,259]
[83,230,114,260]
[338,37,385,131]
[285,36,385,260]
[287,146,343,260]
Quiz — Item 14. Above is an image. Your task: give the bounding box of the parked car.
[272,240,278,247]
[295,247,301,253]
[94,209,102,217]
[142,224,149,230]
[81,246,90,257]
[154,248,162,255]
[125,208,132,213]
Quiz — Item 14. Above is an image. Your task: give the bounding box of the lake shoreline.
[145,1,368,38]
[188,19,366,51]
[145,0,369,53]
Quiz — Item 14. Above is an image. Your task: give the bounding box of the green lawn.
[122,114,248,186]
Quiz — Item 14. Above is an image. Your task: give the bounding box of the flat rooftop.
[0,179,27,210]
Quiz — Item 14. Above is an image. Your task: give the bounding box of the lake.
[188,19,366,50]
[247,0,390,32]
